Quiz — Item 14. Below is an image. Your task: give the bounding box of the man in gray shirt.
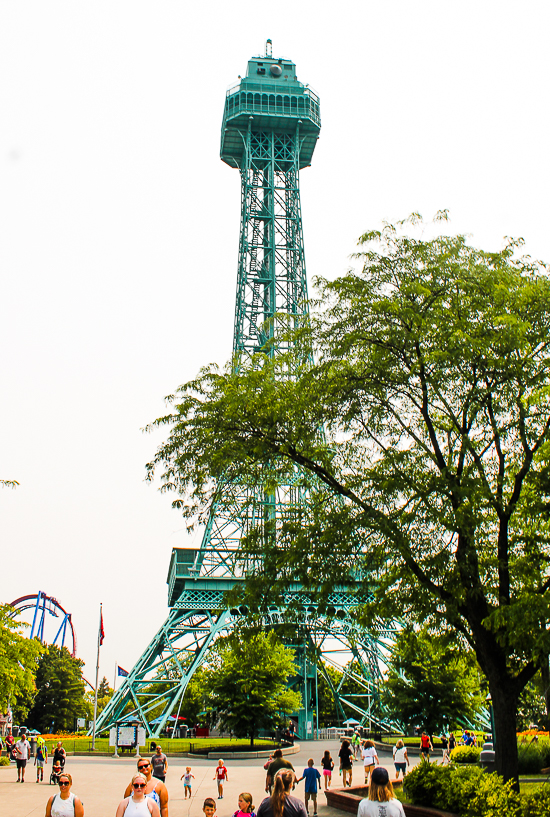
[151,745,168,782]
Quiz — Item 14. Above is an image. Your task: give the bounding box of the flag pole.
[114,662,117,695]
[91,603,103,750]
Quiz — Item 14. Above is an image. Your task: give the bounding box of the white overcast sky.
[1,1,549,683]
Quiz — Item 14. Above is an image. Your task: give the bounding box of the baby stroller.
[50,759,65,785]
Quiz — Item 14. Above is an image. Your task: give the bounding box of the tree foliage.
[27,644,90,732]
[178,666,208,726]
[203,631,301,745]
[0,604,43,719]
[90,676,113,717]
[146,215,550,784]
[382,626,485,734]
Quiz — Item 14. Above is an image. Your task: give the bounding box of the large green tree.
[382,626,485,735]
[27,644,90,732]
[0,604,43,720]
[203,631,301,745]
[146,215,550,786]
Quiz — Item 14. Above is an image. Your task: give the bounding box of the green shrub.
[403,760,452,807]
[403,761,521,817]
[0,756,10,766]
[517,738,550,772]
[461,773,521,817]
[518,743,544,775]
[450,744,481,764]
[521,785,550,817]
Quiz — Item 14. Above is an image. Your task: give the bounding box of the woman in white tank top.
[116,774,161,817]
[45,773,84,817]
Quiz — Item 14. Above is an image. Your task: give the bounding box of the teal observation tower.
[96,43,392,739]
[221,40,320,359]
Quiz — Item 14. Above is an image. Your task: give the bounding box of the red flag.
[99,609,105,646]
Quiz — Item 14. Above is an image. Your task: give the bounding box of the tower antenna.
[266,38,272,58]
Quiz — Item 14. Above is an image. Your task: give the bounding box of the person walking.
[116,773,160,817]
[257,769,307,817]
[357,767,405,817]
[440,734,450,764]
[52,742,67,769]
[338,739,354,788]
[214,759,229,799]
[5,730,15,760]
[296,759,321,817]
[265,749,295,794]
[151,746,168,782]
[124,758,169,817]
[15,730,31,782]
[361,740,378,785]
[320,750,334,790]
[419,732,432,759]
[181,766,195,799]
[45,773,84,817]
[392,740,409,781]
[35,739,48,782]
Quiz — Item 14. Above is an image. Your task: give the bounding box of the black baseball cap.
[371,767,389,786]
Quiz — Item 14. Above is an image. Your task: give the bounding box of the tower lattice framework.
[96,43,393,740]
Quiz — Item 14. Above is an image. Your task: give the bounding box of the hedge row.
[403,762,550,817]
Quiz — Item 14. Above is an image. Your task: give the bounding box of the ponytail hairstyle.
[271,770,294,817]
[323,750,331,763]
[239,793,254,813]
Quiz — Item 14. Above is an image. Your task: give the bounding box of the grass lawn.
[520,780,550,795]
[43,737,278,754]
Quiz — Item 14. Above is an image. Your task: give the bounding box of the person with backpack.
[35,739,48,782]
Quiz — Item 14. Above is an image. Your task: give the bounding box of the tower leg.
[95,607,232,737]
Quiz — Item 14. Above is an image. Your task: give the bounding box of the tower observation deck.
[94,43,393,741]
[220,51,320,170]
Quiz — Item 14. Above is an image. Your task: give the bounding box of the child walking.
[35,741,47,782]
[297,758,322,817]
[181,766,195,798]
[321,750,334,790]
[214,758,229,799]
[233,792,256,817]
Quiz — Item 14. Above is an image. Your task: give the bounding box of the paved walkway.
[0,739,421,817]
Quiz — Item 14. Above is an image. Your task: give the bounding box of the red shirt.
[216,765,228,780]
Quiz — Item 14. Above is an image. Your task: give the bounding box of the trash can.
[479,742,495,773]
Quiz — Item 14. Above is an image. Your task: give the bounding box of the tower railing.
[223,88,321,129]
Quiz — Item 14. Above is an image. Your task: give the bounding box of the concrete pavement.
[0,739,419,817]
